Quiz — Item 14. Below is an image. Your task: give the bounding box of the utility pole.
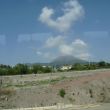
[49,65,54,84]
[88,56,91,69]
[0,75,3,88]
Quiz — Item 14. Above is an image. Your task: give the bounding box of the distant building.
[60,65,72,71]
[42,65,46,68]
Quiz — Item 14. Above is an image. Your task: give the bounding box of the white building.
[60,65,72,71]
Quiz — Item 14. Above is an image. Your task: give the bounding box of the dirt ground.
[0,69,110,109]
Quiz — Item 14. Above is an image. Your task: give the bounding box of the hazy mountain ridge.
[25,55,88,66]
[50,55,88,66]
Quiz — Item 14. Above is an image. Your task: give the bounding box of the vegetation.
[0,88,16,95]
[0,64,52,76]
[2,77,67,88]
[59,88,66,98]
[0,61,110,76]
[71,61,110,71]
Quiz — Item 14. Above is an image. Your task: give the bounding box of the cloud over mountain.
[38,0,90,61]
[37,36,90,60]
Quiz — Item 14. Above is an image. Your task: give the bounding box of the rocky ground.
[0,69,110,109]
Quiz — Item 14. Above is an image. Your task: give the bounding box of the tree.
[7,67,16,75]
[32,65,52,74]
[0,64,12,76]
[32,64,42,74]
[73,63,84,70]
[0,68,7,76]
[13,64,29,75]
[98,61,106,68]
[42,66,52,73]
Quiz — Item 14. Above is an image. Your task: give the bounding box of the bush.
[59,88,66,98]
[43,67,52,73]
[0,88,16,95]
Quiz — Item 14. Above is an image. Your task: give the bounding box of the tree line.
[71,61,110,71]
[0,64,52,76]
[0,61,110,76]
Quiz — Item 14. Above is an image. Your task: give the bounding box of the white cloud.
[37,0,90,61]
[58,38,90,60]
[76,53,91,60]
[39,0,84,32]
[0,35,6,46]
[59,44,73,55]
[72,39,87,46]
[42,35,90,60]
[45,35,65,48]
[36,51,56,61]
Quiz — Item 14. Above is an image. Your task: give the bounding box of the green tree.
[7,67,16,75]
[98,61,106,68]
[0,64,11,75]
[13,64,29,75]
[0,68,7,75]
[32,64,42,74]
[42,67,52,73]
[73,63,84,70]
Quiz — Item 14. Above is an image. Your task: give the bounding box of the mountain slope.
[51,55,88,65]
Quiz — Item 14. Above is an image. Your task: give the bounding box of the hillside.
[51,55,88,65]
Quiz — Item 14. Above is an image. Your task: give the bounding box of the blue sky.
[0,0,110,65]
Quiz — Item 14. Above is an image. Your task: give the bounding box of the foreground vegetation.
[0,61,110,76]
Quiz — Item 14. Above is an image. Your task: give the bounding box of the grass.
[2,76,78,88]
[2,76,67,88]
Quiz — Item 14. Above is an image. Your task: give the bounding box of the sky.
[0,0,110,65]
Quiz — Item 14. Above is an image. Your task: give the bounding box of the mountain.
[25,63,50,66]
[50,55,88,66]
[25,55,88,67]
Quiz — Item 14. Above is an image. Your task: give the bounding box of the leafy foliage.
[13,64,29,75]
[59,88,66,98]
[0,63,53,75]
[0,61,110,76]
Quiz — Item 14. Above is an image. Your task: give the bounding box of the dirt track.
[2,103,110,110]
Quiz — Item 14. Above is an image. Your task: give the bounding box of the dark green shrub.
[59,88,66,98]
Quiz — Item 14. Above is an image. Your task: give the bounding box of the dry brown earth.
[0,69,110,109]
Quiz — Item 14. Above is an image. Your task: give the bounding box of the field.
[0,69,110,109]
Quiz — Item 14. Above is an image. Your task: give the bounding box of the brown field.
[0,69,110,109]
